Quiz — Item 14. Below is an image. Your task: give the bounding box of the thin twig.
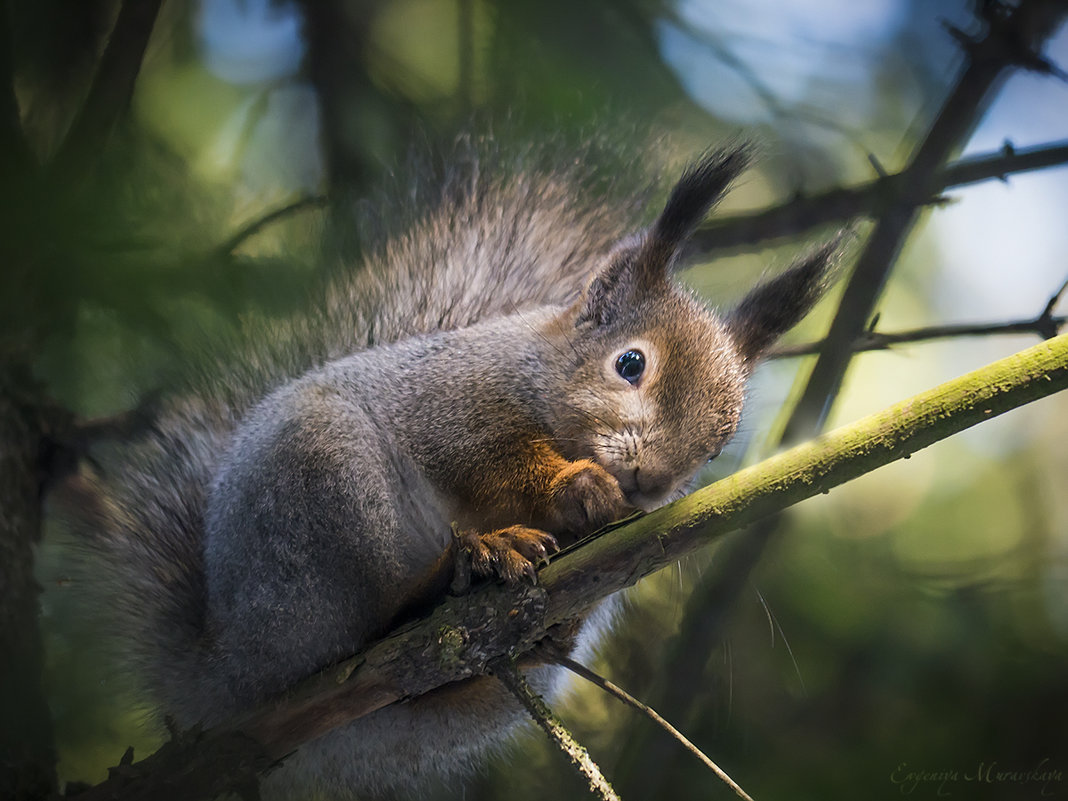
[1040,276,1068,324]
[610,524,771,795]
[221,195,329,255]
[558,657,754,801]
[490,657,621,801]
[775,274,1068,357]
[773,314,1068,358]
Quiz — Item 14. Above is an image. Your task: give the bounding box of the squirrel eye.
[615,349,646,384]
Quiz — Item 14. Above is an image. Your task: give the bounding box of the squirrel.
[64,140,839,799]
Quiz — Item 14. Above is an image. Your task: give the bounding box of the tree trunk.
[0,367,57,800]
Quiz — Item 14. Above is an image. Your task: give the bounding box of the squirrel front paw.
[458,525,559,585]
[547,459,631,534]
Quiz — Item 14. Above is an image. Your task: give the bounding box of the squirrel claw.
[458,525,559,585]
[548,460,630,534]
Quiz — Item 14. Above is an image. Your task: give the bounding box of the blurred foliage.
[11,0,1067,799]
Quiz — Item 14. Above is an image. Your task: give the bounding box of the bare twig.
[558,657,754,801]
[1039,276,1068,333]
[695,139,1068,252]
[221,195,329,255]
[772,273,1068,357]
[773,314,1067,358]
[50,0,164,180]
[612,523,771,796]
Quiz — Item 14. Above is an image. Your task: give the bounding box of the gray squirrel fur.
[68,139,839,799]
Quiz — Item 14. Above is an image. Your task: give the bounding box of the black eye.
[615,349,646,384]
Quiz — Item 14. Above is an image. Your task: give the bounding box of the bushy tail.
[65,138,649,719]
[61,399,231,720]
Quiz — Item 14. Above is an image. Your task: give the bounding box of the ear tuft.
[640,144,753,275]
[577,144,752,328]
[728,232,847,360]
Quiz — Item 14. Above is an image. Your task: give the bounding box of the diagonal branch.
[0,0,33,177]
[695,139,1068,253]
[558,657,754,801]
[783,0,1068,442]
[67,332,1068,801]
[492,657,621,801]
[50,0,163,181]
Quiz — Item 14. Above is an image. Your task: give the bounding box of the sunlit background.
[31,0,1068,798]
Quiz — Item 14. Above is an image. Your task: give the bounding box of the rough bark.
[0,370,57,801]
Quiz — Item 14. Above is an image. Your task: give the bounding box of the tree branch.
[220,195,329,255]
[773,314,1068,358]
[695,138,1068,253]
[558,657,753,801]
[782,0,1068,442]
[50,0,163,181]
[68,332,1068,801]
[492,658,621,801]
[773,274,1068,357]
[0,0,33,177]
[0,368,58,799]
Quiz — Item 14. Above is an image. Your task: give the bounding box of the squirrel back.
[65,139,839,799]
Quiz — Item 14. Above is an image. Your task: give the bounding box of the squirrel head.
[546,145,841,510]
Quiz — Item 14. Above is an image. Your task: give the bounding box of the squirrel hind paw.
[459,525,559,585]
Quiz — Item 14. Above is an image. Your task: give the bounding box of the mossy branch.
[492,658,621,801]
[69,333,1068,801]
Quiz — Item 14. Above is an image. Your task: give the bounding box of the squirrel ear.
[576,235,644,326]
[727,234,845,361]
[578,145,752,327]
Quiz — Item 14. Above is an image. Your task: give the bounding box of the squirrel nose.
[634,462,674,503]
